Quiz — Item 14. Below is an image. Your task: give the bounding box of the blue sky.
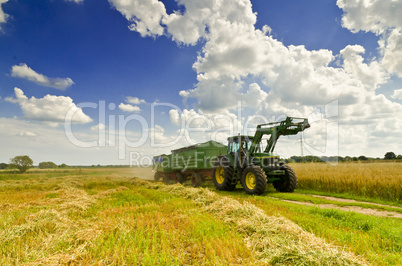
[1,0,402,165]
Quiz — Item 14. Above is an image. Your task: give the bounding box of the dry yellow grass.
[131,178,368,265]
[290,162,402,202]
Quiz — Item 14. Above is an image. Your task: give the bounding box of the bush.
[38,161,58,169]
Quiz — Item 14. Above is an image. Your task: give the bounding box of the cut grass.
[0,172,253,265]
[217,187,402,265]
[132,178,366,265]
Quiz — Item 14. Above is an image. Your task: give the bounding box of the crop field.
[0,163,401,265]
[292,162,402,202]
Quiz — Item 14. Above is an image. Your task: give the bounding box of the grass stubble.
[0,168,371,265]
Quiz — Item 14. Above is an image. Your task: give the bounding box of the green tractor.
[213,117,310,195]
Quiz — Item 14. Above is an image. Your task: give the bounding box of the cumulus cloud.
[110,0,402,157]
[5,87,92,124]
[0,0,8,31]
[340,45,389,91]
[125,96,146,105]
[392,88,402,100]
[11,63,74,90]
[108,0,166,37]
[337,0,402,77]
[118,103,141,112]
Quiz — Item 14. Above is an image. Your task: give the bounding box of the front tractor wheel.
[241,166,267,195]
[212,164,236,191]
[273,164,297,192]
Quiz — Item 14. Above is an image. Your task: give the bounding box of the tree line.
[286,152,402,163]
[0,155,68,173]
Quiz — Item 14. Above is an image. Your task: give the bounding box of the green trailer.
[153,140,227,187]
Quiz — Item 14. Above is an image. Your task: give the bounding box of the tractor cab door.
[228,137,250,168]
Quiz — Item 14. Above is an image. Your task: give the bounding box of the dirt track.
[272,197,402,219]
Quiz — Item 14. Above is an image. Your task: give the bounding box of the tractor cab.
[227,135,255,154]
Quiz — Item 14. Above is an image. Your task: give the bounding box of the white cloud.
[108,0,166,37]
[340,45,389,91]
[109,0,402,158]
[118,103,141,112]
[11,63,74,90]
[91,123,106,131]
[5,87,92,124]
[18,131,37,137]
[337,0,402,77]
[125,96,146,105]
[392,88,402,100]
[0,0,8,30]
[65,0,83,3]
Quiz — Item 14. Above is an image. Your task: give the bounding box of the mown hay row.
[130,178,368,265]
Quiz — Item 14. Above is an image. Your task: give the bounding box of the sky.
[1,0,402,165]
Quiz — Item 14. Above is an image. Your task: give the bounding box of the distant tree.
[9,155,33,173]
[397,155,402,160]
[58,163,68,168]
[358,155,368,161]
[384,152,396,160]
[344,156,352,162]
[0,163,8,169]
[38,161,58,169]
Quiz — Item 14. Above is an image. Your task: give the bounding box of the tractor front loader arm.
[249,117,310,155]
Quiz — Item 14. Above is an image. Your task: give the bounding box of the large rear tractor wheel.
[212,157,236,191]
[191,173,202,187]
[241,166,267,195]
[273,164,297,192]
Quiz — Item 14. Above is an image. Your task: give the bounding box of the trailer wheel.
[176,173,186,184]
[154,172,162,181]
[273,164,297,192]
[191,173,202,187]
[241,166,267,195]
[162,174,169,184]
[213,158,236,191]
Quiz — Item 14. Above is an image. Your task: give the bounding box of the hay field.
[0,167,368,265]
[292,162,402,202]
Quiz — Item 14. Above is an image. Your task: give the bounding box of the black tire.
[178,173,186,184]
[241,165,267,195]
[162,174,169,184]
[212,157,236,191]
[273,164,297,192]
[191,173,202,187]
[175,173,186,184]
[154,172,162,181]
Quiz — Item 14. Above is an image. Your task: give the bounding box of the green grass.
[267,192,402,214]
[216,187,402,265]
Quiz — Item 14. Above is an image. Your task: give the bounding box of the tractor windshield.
[228,137,253,153]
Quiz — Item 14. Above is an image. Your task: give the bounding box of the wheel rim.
[215,166,225,184]
[245,172,256,189]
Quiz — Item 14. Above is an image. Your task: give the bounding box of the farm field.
[0,163,401,265]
